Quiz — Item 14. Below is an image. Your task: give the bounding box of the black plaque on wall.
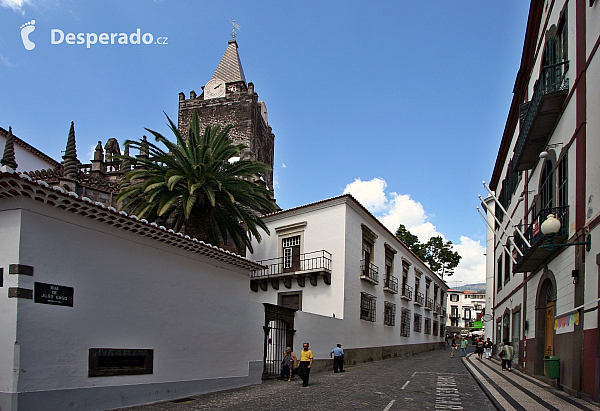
[34,282,74,307]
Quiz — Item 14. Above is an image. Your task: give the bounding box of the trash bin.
[544,355,560,379]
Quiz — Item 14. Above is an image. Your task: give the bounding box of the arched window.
[540,160,554,210]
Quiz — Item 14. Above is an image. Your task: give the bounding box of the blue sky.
[0,0,531,285]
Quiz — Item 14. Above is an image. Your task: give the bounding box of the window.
[450,306,459,318]
[400,308,411,337]
[504,248,511,283]
[463,309,471,320]
[89,348,153,377]
[402,261,409,288]
[384,302,396,326]
[440,324,445,337]
[424,318,432,335]
[414,276,420,294]
[497,255,503,291]
[278,292,301,310]
[496,319,502,345]
[433,320,439,336]
[540,160,554,210]
[558,156,568,207]
[360,292,376,322]
[282,235,301,272]
[450,294,459,302]
[414,313,422,333]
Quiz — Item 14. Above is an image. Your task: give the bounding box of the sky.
[0,0,532,286]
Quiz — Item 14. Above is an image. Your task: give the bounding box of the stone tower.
[178,39,275,192]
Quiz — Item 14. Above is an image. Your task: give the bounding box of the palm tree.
[116,111,278,254]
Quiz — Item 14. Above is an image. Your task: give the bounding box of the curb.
[461,354,504,411]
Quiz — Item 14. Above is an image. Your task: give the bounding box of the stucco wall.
[0,196,264,411]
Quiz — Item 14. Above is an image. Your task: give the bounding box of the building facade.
[446,290,486,330]
[485,0,600,402]
[249,195,448,372]
[0,171,265,411]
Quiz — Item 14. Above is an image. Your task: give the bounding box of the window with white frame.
[282,235,301,270]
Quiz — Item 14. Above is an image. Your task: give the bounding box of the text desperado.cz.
[51,29,168,48]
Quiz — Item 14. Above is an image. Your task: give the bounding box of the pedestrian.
[330,343,345,373]
[498,339,515,371]
[298,342,313,387]
[280,347,297,382]
[451,336,457,357]
[484,338,493,359]
[460,336,468,357]
[476,337,485,360]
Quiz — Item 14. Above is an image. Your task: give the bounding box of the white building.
[484,0,600,402]
[0,126,60,172]
[250,194,448,373]
[446,290,486,330]
[0,171,265,411]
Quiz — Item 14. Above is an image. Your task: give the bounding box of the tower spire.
[1,126,18,171]
[63,121,79,179]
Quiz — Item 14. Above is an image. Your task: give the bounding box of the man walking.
[330,343,344,373]
[460,336,468,357]
[298,342,314,387]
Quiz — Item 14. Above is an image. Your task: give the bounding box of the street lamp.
[539,214,591,252]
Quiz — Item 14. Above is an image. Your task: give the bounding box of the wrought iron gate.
[263,303,295,379]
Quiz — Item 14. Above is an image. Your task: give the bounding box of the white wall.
[0,134,57,172]
[0,195,264,411]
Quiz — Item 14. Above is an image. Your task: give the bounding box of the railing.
[514,206,569,266]
[425,298,433,310]
[434,304,442,315]
[251,250,332,278]
[442,308,447,317]
[401,284,413,300]
[449,313,460,319]
[514,61,569,169]
[383,274,398,293]
[415,293,425,305]
[360,260,379,284]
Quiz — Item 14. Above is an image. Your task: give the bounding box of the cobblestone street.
[119,346,493,411]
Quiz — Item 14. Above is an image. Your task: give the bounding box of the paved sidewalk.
[463,352,600,411]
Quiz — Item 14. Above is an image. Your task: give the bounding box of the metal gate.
[263,303,295,379]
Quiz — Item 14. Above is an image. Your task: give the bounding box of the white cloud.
[343,177,388,213]
[282,163,286,168]
[0,55,15,67]
[1,0,30,13]
[343,177,486,285]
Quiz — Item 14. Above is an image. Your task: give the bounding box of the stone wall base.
[0,361,262,411]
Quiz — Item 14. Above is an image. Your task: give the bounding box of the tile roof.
[212,40,246,84]
[0,171,265,271]
[0,126,61,169]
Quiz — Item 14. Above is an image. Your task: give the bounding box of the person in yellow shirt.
[298,342,313,387]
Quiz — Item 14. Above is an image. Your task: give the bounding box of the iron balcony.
[513,61,569,171]
[383,274,398,293]
[360,260,379,285]
[414,292,425,306]
[250,250,332,291]
[400,284,413,301]
[513,205,569,273]
[425,298,434,310]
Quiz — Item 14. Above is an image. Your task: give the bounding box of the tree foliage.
[116,111,278,254]
[395,225,461,278]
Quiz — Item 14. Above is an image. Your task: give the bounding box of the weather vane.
[229,18,240,40]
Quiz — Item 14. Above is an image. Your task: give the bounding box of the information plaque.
[34,282,74,307]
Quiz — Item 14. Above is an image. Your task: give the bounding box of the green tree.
[116,111,278,254]
[395,225,461,278]
[422,236,461,278]
[395,224,425,260]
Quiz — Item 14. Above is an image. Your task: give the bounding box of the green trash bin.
[544,355,560,379]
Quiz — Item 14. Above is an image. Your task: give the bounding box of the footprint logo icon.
[20,20,36,50]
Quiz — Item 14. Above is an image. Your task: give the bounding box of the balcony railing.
[250,250,332,291]
[415,292,425,306]
[513,61,569,171]
[425,298,433,310]
[360,260,379,284]
[401,284,413,300]
[251,250,332,278]
[513,205,569,273]
[449,313,460,319]
[434,304,442,315]
[383,274,398,293]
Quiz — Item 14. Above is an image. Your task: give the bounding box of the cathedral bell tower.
[177,38,275,192]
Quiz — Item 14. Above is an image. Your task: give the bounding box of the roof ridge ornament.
[229,18,240,41]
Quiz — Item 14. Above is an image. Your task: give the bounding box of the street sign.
[473,321,483,329]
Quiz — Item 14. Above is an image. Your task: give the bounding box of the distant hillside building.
[446,290,486,330]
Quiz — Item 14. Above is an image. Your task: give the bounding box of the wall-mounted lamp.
[539,214,591,252]
[539,142,564,159]
[518,190,535,202]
